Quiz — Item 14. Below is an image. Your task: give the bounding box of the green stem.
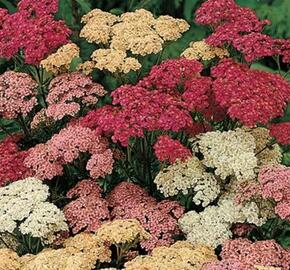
[17,115,31,137]
[0,235,10,249]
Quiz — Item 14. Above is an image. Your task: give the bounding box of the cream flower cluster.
[79,9,189,73]
[0,178,67,244]
[95,219,150,245]
[179,196,267,248]
[40,43,80,75]
[154,157,220,207]
[245,127,282,167]
[181,39,229,61]
[195,129,257,180]
[125,241,216,270]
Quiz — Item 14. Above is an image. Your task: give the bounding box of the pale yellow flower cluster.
[40,43,80,75]
[0,249,21,270]
[0,178,67,244]
[181,40,229,61]
[245,127,282,167]
[80,9,189,73]
[154,157,220,207]
[179,197,267,248]
[95,219,150,245]
[125,241,216,270]
[0,233,111,270]
[195,128,257,180]
[30,109,53,129]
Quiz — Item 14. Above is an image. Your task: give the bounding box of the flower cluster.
[203,239,290,270]
[40,43,80,75]
[195,129,257,180]
[25,125,114,180]
[154,157,220,207]
[153,135,192,164]
[258,165,290,221]
[107,182,184,251]
[80,9,189,73]
[64,179,110,234]
[212,59,290,126]
[181,39,229,61]
[125,241,217,270]
[0,136,32,186]
[0,0,71,64]
[179,197,267,248]
[95,219,150,245]
[0,178,68,243]
[0,71,38,119]
[269,122,290,145]
[21,233,111,270]
[45,72,105,121]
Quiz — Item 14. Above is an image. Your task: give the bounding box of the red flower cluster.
[0,0,70,64]
[24,125,114,180]
[64,179,110,234]
[212,59,290,126]
[269,122,290,145]
[259,165,290,221]
[153,135,191,164]
[0,136,32,186]
[81,84,193,146]
[107,182,184,251]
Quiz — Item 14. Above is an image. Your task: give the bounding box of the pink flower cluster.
[64,179,110,234]
[269,122,290,145]
[46,72,106,121]
[212,59,290,126]
[0,0,71,64]
[0,71,37,119]
[0,135,32,186]
[107,182,184,251]
[203,239,290,270]
[24,125,114,180]
[153,135,192,164]
[258,165,290,221]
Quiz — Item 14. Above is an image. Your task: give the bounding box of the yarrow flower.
[64,180,110,234]
[0,178,68,244]
[212,59,290,126]
[107,182,184,251]
[45,72,106,121]
[258,165,290,221]
[0,136,32,186]
[153,135,192,164]
[181,39,229,61]
[125,241,217,270]
[179,197,267,248]
[80,9,189,73]
[203,239,290,270]
[40,43,80,75]
[154,157,220,207]
[195,128,257,180]
[0,71,37,119]
[269,122,290,145]
[0,0,71,64]
[24,125,114,180]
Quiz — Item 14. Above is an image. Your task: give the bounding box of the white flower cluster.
[0,178,68,244]
[179,196,267,248]
[154,157,220,207]
[195,129,257,180]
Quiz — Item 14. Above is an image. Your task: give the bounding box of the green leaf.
[283,152,290,166]
[69,57,83,72]
[0,0,16,13]
[183,0,199,21]
[57,0,74,27]
[109,8,124,15]
[75,0,91,13]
